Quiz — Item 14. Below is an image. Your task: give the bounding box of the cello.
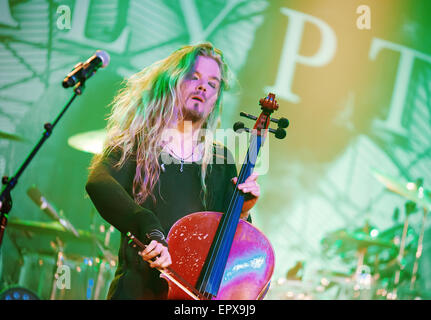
[128,93,289,300]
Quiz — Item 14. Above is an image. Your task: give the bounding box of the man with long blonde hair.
[86,43,260,299]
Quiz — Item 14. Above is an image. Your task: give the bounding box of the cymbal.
[371,169,431,210]
[378,224,417,241]
[7,218,113,258]
[0,131,24,141]
[67,129,106,154]
[323,229,396,249]
[321,224,414,278]
[7,218,90,239]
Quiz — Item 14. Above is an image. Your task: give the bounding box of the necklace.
[166,145,196,172]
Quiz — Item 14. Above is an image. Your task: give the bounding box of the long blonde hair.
[91,43,230,206]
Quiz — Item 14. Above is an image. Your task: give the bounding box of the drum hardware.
[371,170,431,210]
[49,237,65,300]
[371,171,430,299]
[304,214,419,300]
[390,201,417,298]
[321,221,409,299]
[410,206,428,291]
[93,225,116,300]
[314,170,430,299]
[16,252,56,299]
[87,208,116,298]
[321,225,396,266]
[6,217,116,299]
[27,185,79,237]
[350,223,379,299]
[0,131,25,142]
[0,286,39,300]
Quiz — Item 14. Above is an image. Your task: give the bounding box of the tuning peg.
[239,112,257,121]
[269,127,286,139]
[270,117,289,129]
[233,121,250,133]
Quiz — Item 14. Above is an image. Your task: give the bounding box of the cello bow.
[126,232,207,300]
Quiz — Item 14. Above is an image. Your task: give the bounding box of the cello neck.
[195,119,269,298]
[235,130,266,185]
[235,107,272,185]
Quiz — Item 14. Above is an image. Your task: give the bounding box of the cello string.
[209,134,259,290]
[197,144,252,292]
[198,133,259,293]
[198,161,250,294]
[198,132,261,293]
[205,129,265,293]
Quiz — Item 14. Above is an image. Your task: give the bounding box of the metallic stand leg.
[410,208,428,291]
[392,215,410,299]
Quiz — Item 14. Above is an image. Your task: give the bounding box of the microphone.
[27,185,79,237]
[62,50,110,88]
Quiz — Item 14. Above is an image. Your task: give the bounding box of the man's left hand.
[232,172,260,219]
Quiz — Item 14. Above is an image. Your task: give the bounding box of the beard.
[182,101,205,123]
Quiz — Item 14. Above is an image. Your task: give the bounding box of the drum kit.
[316,169,430,300]
[0,130,116,300]
[269,168,430,300]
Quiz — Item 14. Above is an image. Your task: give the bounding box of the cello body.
[165,211,275,300]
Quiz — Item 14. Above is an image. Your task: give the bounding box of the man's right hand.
[139,240,172,269]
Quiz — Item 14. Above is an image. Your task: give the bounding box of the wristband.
[146,229,168,248]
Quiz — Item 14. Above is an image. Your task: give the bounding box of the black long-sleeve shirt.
[85,143,250,299]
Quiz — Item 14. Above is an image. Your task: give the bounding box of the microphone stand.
[0,81,86,249]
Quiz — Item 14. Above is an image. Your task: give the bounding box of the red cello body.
[165,211,275,300]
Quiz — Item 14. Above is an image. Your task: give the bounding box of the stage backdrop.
[0,0,430,299]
